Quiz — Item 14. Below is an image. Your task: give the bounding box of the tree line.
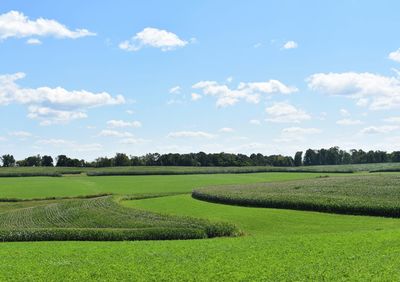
[1,147,400,167]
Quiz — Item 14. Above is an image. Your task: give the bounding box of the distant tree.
[294,151,303,166]
[391,151,400,162]
[114,153,130,166]
[24,155,41,167]
[56,155,69,167]
[41,155,54,167]
[1,154,15,167]
[94,157,113,167]
[303,149,318,166]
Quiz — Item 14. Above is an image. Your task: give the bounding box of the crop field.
[193,174,400,217]
[1,162,400,177]
[0,171,400,280]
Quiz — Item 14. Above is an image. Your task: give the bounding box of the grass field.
[0,172,342,199]
[0,170,400,280]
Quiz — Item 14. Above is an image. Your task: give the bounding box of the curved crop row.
[0,228,207,242]
[0,196,238,241]
[192,175,400,218]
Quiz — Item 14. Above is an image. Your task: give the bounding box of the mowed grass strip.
[0,172,347,199]
[192,174,400,217]
[0,196,238,241]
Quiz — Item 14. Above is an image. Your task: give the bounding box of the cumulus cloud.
[336,118,363,126]
[0,72,125,125]
[167,131,215,139]
[389,49,400,63]
[282,40,298,49]
[169,86,181,94]
[340,109,350,117]
[27,106,87,125]
[192,79,297,107]
[265,102,311,123]
[0,10,95,41]
[98,130,133,138]
[219,127,234,133]
[119,27,188,52]
[119,138,148,145]
[307,72,400,110]
[360,125,398,134]
[249,119,261,125]
[106,120,142,128]
[384,116,400,123]
[26,38,42,45]
[275,127,321,143]
[191,93,202,101]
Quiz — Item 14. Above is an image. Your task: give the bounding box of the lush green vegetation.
[193,174,400,217]
[2,162,400,178]
[0,195,237,241]
[0,172,400,280]
[1,192,398,280]
[0,172,338,199]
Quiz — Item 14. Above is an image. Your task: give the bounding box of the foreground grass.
[0,172,344,199]
[1,172,400,280]
[0,195,399,280]
[192,174,400,217]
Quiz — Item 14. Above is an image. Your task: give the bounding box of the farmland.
[192,174,400,217]
[0,171,400,280]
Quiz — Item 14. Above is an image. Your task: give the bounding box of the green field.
[0,172,341,199]
[1,171,400,280]
[1,162,400,177]
[192,174,400,217]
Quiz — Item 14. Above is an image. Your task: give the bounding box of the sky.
[1,1,400,160]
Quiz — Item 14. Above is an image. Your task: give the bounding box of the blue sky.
[1,1,400,160]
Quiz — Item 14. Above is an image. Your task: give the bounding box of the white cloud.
[26,38,42,45]
[253,43,262,48]
[281,127,321,135]
[169,86,181,94]
[9,131,31,137]
[106,120,142,128]
[0,136,6,141]
[27,106,87,125]
[119,138,148,145]
[340,109,350,117]
[0,10,95,41]
[275,127,321,143]
[249,119,261,125]
[265,102,311,123]
[219,127,234,133]
[384,116,400,123]
[307,72,400,110]
[98,130,133,138]
[360,125,399,134]
[167,131,215,139]
[0,72,124,125]
[336,118,363,126]
[119,27,188,52]
[191,93,202,101]
[126,110,135,115]
[389,49,400,63]
[192,79,297,107]
[282,41,298,49]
